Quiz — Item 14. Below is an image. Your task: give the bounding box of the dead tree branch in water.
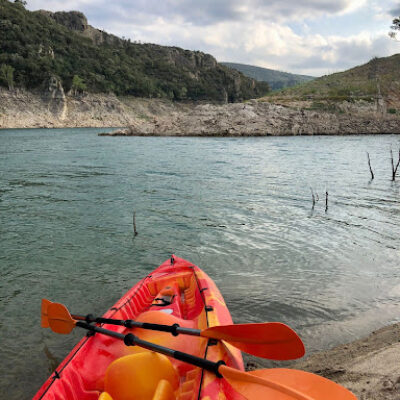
[310,187,316,209]
[325,191,328,213]
[390,149,400,181]
[133,211,138,236]
[367,152,374,180]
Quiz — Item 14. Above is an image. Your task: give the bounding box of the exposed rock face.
[50,11,88,31]
[41,76,67,120]
[39,10,123,46]
[0,88,185,128]
[102,100,400,136]
[1,88,399,134]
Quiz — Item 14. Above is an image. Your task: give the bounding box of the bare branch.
[395,149,400,178]
[310,187,316,210]
[133,211,138,236]
[367,152,374,180]
[325,191,328,213]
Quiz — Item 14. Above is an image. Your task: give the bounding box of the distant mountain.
[221,62,315,90]
[0,0,269,102]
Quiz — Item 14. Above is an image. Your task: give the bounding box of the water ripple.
[1,130,400,399]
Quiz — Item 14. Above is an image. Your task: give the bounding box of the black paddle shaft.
[74,314,201,337]
[76,321,224,377]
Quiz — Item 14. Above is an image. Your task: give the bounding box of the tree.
[0,64,15,90]
[389,16,400,40]
[14,0,27,6]
[71,74,86,95]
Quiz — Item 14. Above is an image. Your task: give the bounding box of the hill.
[265,54,400,112]
[0,0,269,102]
[221,62,315,90]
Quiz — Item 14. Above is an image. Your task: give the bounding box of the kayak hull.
[34,256,244,400]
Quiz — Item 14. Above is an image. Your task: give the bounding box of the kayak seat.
[146,272,193,296]
[102,352,179,400]
[151,282,183,316]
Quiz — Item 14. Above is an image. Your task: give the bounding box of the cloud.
[390,5,400,16]
[286,32,399,75]
[28,0,367,26]
[108,16,397,76]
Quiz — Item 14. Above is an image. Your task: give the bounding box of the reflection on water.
[0,128,400,398]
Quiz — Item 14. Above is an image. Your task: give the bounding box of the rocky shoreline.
[0,87,187,129]
[99,100,400,137]
[1,88,400,135]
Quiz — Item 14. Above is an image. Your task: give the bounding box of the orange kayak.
[34,255,244,400]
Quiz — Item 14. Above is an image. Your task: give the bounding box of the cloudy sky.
[27,0,400,77]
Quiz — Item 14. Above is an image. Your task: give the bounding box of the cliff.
[38,10,123,46]
[0,0,269,101]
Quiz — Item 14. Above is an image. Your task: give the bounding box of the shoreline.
[98,101,400,137]
[1,89,400,135]
[99,131,400,137]
[2,125,400,136]
[247,323,400,399]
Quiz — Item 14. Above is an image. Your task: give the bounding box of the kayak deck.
[34,256,244,400]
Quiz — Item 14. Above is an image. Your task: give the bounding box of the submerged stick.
[310,187,316,209]
[133,211,138,236]
[391,149,400,181]
[367,152,374,180]
[325,191,328,213]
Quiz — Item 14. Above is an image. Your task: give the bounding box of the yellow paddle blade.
[47,302,76,334]
[219,365,357,400]
[41,299,52,328]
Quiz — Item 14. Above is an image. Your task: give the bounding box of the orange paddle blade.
[219,366,357,400]
[47,302,76,334]
[41,298,52,328]
[201,323,305,360]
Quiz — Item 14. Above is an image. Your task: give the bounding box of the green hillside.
[0,0,269,101]
[267,54,400,102]
[221,62,315,90]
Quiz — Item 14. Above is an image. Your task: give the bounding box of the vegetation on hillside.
[264,54,400,105]
[221,62,315,90]
[0,0,269,101]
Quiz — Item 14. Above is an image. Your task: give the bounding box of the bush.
[0,63,14,89]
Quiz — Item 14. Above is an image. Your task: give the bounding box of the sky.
[27,0,400,77]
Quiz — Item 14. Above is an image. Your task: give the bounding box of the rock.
[42,75,67,119]
[102,100,400,136]
[1,88,400,134]
[39,10,123,46]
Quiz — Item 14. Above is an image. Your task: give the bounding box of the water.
[1,128,400,399]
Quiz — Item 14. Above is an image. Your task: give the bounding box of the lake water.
[1,128,400,399]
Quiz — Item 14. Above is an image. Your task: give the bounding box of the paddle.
[41,299,305,360]
[45,302,357,400]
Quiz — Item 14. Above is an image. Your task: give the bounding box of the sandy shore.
[295,322,400,399]
[247,323,400,399]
